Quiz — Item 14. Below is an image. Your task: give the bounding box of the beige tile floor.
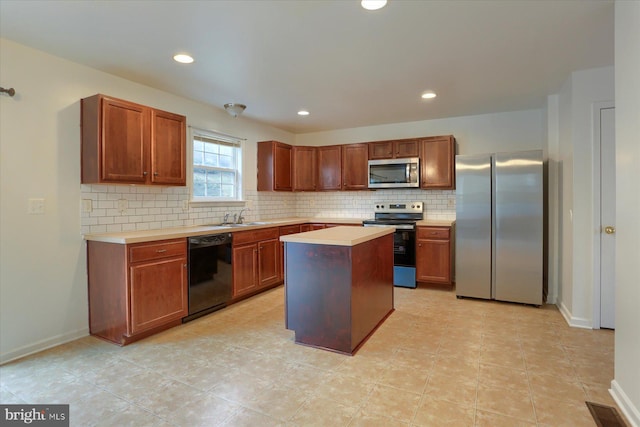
[0,285,622,426]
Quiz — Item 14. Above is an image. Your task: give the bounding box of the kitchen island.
[281,226,395,355]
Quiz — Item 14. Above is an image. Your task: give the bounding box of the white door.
[600,107,615,329]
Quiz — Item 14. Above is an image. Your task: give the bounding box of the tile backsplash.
[81,185,455,235]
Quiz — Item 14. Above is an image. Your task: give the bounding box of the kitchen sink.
[205,221,271,228]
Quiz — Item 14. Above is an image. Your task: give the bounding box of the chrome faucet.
[236,208,248,224]
[222,212,230,225]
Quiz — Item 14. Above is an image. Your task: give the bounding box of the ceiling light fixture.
[224,103,246,117]
[421,91,437,99]
[173,54,194,64]
[361,0,387,11]
[298,110,310,116]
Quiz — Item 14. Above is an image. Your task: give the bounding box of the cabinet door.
[293,146,317,191]
[368,141,394,159]
[416,239,451,284]
[232,244,258,297]
[420,136,455,189]
[274,143,292,191]
[394,139,419,158]
[258,238,280,287]
[342,143,369,190]
[150,109,186,185]
[101,97,149,183]
[317,145,342,191]
[129,257,187,334]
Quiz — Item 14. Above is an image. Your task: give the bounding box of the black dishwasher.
[184,233,233,322]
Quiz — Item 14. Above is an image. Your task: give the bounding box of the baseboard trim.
[0,327,89,365]
[611,380,640,427]
[557,301,592,329]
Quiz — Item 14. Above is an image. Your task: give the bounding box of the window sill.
[188,199,248,208]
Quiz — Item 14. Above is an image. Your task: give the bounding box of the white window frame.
[189,127,245,206]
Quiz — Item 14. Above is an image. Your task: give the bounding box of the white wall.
[295,109,546,157]
[612,2,640,425]
[554,66,615,327]
[0,38,293,363]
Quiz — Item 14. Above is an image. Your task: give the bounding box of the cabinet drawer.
[129,239,187,263]
[233,227,280,245]
[279,225,301,236]
[417,227,450,240]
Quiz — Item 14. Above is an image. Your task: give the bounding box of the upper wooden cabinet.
[317,145,342,191]
[81,94,186,186]
[292,146,317,191]
[419,135,456,190]
[257,141,292,191]
[342,143,369,190]
[368,139,419,159]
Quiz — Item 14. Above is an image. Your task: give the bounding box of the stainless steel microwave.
[368,158,420,188]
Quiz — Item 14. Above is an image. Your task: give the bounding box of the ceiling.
[0,0,614,134]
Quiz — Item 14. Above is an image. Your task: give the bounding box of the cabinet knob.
[183,263,187,268]
[156,249,167,253]
[154,172,159,176]
[143,171,148,176]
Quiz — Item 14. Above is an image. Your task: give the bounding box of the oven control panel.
[373,202,423,214]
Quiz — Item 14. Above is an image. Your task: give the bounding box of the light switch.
[28,198,45,215]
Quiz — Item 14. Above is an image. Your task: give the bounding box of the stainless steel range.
[363,202,424,288]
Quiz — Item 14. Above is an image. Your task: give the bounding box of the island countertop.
[279,225,394,247]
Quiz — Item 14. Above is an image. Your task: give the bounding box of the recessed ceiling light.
[173,54,194,64]
[298,110,310,116]
[421,91,437,99]
[361,0,387,10]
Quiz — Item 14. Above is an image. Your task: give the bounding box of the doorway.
[593,102,615,329]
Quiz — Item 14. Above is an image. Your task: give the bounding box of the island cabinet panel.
[419,135,455,189]
[87,238,187,345]
[342,143,369,190]
[317,145,342,191]
[292,146,317,191]
[232,227,281,298]
[416,226,453,285]
[81,94,186,186]
[285,233,393,355]
[257,141,292,191]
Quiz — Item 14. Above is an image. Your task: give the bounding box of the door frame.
[591,101,615,329]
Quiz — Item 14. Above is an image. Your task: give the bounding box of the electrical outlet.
[81,199,93,213]
[246,200,253,209]
[447,198,455,208]
[28,198,45,215]
[182,200,189,211]
[117,199,128,214]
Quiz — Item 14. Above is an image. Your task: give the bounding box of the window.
[191,130,243,201]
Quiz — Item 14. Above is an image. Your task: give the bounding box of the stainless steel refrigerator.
[455,150,543,305]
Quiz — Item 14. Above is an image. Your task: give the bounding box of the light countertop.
[83,217,455,245]
[416,219,456,227]
[84,217,366,244]
[279,226,395,247]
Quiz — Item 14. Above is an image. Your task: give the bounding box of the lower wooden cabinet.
[87,238,188,345]
[416,226,453,285]
[232,228,281,298]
